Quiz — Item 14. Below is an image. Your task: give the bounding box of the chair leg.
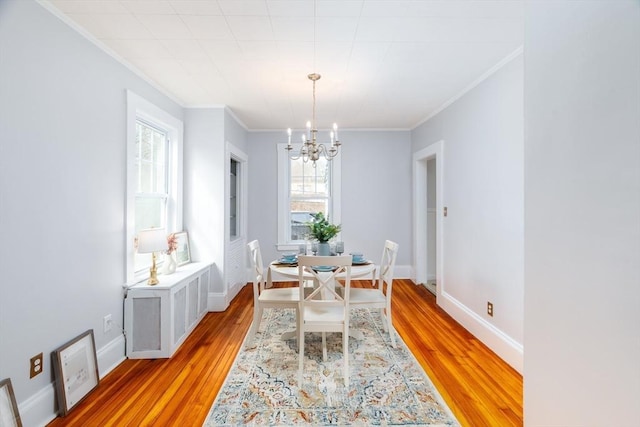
[298,327,305,388]
[294,308,300,350]
[379,308,388,331]
[322,332,327,361]
[343,330,349,386]
[247,306,263,346]
[386,304,396,348]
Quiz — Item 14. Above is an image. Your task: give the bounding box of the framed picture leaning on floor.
[0,378,22,427]
[52,329,99,416]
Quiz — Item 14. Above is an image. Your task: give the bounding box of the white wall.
[524,1,640,424]
[247,130,413,274]
[183,108,248,309]
[183,109,225,291]
[0,1,183,425]
[412,54,524,371]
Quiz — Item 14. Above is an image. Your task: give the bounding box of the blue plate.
[278,258,297,264]
[352,259,367,265]
[313,266,334,272]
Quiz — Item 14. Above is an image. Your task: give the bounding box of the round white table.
[267,260,376,286]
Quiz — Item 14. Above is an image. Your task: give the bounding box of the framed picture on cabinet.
[0,378,22,427]
[52,329,99,416]
[174,231,191,266]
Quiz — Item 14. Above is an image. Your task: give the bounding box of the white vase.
[161,252,177,275]
[317,242,331,256]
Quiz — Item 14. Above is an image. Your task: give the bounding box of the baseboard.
[209,292,229,312]
[208,280,246,312]
[97,334,126,377]
[228,280,244,301]
[19,334,126,427]
[438,290,523,373]
[18,383,55,427]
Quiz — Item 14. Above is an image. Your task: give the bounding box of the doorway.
[425,158,437,295]
[413,141,444,301]
[225,142,248,299]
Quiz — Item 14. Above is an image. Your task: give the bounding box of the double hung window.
[135,120,169,233]
[277,143,341,247]
[126,91,183,283]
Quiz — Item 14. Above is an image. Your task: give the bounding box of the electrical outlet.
[103,314,112,333]
[487,301,494,317]
[30,353,43,378]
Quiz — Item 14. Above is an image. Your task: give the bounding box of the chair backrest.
[297,255,352,311]
[378,240,399,291]
[247,240,265,298]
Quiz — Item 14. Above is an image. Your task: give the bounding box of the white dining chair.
[297,255,352,388]
[246,240,300,346]
[347,240,399,348]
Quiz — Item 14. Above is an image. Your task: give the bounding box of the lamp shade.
[137,228,166,253]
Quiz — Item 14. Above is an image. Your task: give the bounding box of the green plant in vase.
[306,212,341,255]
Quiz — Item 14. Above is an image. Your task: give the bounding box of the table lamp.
[137,227,166,285]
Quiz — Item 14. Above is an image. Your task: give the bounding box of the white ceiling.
[44,0,524,130]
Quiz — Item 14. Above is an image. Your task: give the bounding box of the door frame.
[226,141,248,244]
[225,142,248,301]
[413,140,444,302]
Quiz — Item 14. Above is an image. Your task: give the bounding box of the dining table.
[267,257,377,340]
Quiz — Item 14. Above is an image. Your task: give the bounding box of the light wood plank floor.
[47,279,523,426]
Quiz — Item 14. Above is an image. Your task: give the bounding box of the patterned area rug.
[204,308,459,426]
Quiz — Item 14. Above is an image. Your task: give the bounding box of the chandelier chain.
[312,78,316,132]
[313,0,317,71]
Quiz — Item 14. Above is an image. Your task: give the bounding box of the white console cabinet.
[124,262,212,359]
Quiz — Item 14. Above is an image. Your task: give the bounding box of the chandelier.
[286,73,341,166]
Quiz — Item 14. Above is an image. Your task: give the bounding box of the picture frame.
[174,231,191,266]
[0,378,22,427]
[52,330,99,416]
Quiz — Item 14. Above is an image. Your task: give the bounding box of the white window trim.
[276,142,341,250]
[226,141,248,244]
[126,90,183,285]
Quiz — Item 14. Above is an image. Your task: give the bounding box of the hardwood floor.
[47,279,522,426]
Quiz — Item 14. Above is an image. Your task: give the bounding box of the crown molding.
[412,45,524,130]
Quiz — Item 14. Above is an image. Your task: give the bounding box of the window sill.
[276,243,302,251]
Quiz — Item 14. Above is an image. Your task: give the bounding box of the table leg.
[266,266,273,288]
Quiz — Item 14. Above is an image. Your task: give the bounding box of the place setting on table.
[268,245,375,278]
[273,251,299,266]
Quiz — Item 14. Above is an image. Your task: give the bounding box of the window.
[227,142,248,243]
[126,91,183,283]
[277,143,341,248]
[230,158,239,239]
[135,120,168,233]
